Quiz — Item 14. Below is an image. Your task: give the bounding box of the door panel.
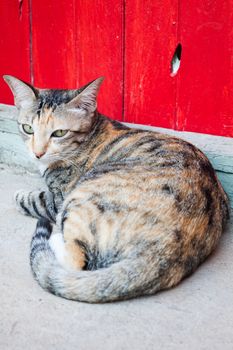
[177,0,233,137]
[124,0,178,128]
[0,0,31,104]
[31,0,123,120]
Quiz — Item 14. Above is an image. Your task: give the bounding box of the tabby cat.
[4,75,229,303]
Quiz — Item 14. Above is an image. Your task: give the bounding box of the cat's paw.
[14,189,31,216]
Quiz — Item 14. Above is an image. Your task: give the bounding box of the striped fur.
[15,190,58,222]
[5,75,229,302]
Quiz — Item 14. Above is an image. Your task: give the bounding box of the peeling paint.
[19,0,24,20]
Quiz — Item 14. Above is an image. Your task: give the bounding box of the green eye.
[22,124,34,134]
[51,129,68,138]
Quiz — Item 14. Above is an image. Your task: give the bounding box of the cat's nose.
[35,151,45,159]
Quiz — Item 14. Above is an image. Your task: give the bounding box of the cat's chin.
[32,158,48,175]
[38,162,49,175]
[32,157,52,175]
[34,157,63,175]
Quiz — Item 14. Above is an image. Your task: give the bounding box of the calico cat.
[4,75,229,303]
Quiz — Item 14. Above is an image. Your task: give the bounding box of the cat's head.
[3,75,104,165]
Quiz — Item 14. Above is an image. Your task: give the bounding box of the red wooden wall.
[0,0,232,137]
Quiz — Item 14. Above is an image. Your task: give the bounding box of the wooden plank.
[75,0,124,120]
[0,117,18,135]
[177,0,233,137]
[0,0,31,104]
[124,0,178,128]
[1,104,232,207]
[31,0,123,120]
[217,172,233,209]
[31,0,77,88]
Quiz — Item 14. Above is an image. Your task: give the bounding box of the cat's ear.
[3,75,37,109]
[66,77,104,113]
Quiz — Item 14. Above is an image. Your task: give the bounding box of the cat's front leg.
[14,190,58,222]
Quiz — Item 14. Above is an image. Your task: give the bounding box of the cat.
[4,75,229,303]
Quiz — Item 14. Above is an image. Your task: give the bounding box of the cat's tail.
[30,219,168,303]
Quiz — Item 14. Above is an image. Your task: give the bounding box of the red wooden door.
[0,0,232,137]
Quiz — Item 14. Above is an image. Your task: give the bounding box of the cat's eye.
[51,129,68,138]
[22,124,34,135]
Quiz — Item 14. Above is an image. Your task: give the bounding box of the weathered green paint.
[0,117,18,134]
[0,104,232,207]
[216,171,233,207]
[0,131,36,171]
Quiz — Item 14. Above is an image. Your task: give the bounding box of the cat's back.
[76,122,229,232]
[89,122,226,199]
[128,128,229,225]
[63,125,228,279]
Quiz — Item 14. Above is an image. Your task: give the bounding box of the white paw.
[49,233,66,266]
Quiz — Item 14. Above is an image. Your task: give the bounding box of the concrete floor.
[0,165,233,350]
